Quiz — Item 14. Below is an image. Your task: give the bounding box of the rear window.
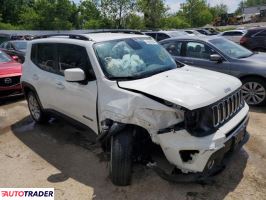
[223,31,244,36]
[0,51,11,63]
[246,29,265,37]
[31,43,57,73]
[31,43,95,80]
[256,30,266,37]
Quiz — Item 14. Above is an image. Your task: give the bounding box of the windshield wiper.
[109,74,146,81]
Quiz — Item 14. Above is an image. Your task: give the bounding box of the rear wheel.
[241,77,266,106]
[110,129,133,186]
[27,91,48,123]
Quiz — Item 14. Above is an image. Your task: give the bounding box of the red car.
[0,50,22,98]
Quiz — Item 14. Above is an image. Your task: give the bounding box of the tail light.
[240,36,248,45]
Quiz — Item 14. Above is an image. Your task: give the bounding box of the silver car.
[160,36,266,106]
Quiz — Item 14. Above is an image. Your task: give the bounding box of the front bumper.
[0,84,22,98]
[154,103,249,174]
[150,131,249,183]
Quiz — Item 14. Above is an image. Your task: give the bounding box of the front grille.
[212,89,244,127]
[0,76,21,87]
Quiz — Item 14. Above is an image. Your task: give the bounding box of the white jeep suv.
[21,33,249,186]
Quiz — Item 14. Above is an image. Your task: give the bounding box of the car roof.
[32,33,150,43]
[159,35,221,43]
[222,30,246,33]
[82,33,149,42]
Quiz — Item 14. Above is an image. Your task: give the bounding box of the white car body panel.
[119,66,242,110]
[219,30,246,44]
[156,103,248,172]
[21,34,249,175]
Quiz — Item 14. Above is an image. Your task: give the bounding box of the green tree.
[0,0,34,24]
[125,14,145,29]
[79,0,102,28]
[19,0,76,30]
[101,0,136,28]
[180,0,213,27]
[161,15,190,29]
[209,4,228,19]
[137,0,167,28]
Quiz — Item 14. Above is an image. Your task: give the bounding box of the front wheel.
[110,129,133,186]
[241,77,266,106]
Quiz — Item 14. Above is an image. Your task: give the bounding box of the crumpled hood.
[118,66,241,110]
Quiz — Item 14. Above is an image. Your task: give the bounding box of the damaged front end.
[98,79,250,183]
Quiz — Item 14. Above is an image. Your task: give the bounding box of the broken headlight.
[184,108,216,137]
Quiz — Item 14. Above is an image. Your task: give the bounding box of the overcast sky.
[167,0,241,13]
[73,0,241,13]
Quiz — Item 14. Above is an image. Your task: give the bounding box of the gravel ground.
[0,97,266,200]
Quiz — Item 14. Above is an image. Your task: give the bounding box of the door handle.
[32,74,39,80]
[55,82,65,89]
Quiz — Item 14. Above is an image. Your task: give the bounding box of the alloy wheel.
[242,82,266,105]
[28,94,41,120]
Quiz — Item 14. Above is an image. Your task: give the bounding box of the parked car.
[160,36,266,106]
[203,27,219,35]
[144,30,189,41]
[0,50,22,98]
[0,40,28,63]
[21,33,249,186]
[240,27,266,52]
[0,33,32,45]
[219,30,247,44]
[195,29,216,35]
[184,29,204,36]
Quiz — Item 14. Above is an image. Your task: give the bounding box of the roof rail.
[87,29,144,35]
[33,34,92,41]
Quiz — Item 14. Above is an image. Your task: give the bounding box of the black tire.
[27,91,48,123]
[241,77,266,106]
[110,129,133,186]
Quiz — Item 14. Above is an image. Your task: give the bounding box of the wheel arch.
[21,81,44,109]
[239,74,266,83]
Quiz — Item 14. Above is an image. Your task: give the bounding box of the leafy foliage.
[0,0,233,30]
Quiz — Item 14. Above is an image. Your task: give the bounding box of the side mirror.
[64,68,85,82]
[210,54,222,62]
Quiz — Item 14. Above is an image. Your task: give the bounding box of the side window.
[185,42,215,60]
[222,32,231,36]
[256,30,266,37]
[162,41,182,56]
[229,31,243,36]
[157,33,170,41]
[58,44,96,80]
[31,43,57,73]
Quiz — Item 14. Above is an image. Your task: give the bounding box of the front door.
[31,43,98,133]
[181,41,231,75]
